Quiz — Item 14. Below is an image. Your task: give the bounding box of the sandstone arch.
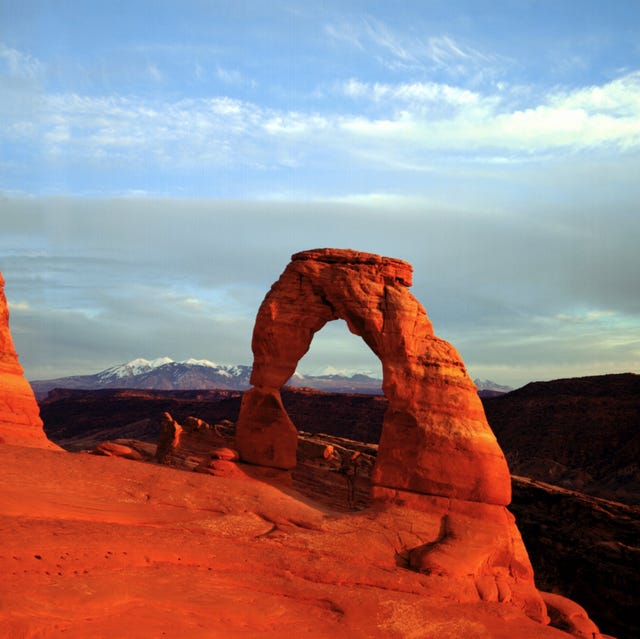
[236,249,511,506]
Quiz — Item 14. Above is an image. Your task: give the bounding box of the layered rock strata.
[0,273,60,450]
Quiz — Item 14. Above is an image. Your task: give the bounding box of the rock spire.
[0,273,60,449]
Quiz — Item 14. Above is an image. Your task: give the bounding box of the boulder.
[211,447,239,461]
[155,413,231,467]
[0,273,60,450]
[91,441,144,461]
[541,592,602,639]
[195,458,245,478]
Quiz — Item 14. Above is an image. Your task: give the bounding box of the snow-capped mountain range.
[97,357,248,383]
[30,357,382,399]
[30,357,512,400]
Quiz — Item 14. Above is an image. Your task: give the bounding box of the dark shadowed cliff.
[483,373,640,505]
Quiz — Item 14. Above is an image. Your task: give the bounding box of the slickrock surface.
[0,274,60,450]
[0,444,587,639]
[39,389,632,638]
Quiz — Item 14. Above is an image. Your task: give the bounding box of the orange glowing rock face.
[0,273,60,450]
[236,248,511,506]
[0,444,580,639]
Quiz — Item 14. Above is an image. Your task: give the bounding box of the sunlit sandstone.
[0,273,60,449]
[237,248,510,503]
[0,264,606,638]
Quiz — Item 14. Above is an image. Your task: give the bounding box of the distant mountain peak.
[473,378,513,394]
[149,356,175,367]
[99,357,174,380]
[181,358,219,368]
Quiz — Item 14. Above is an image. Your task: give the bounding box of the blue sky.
[1,1,639,387]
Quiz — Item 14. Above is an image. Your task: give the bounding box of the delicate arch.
[236,249,511,506]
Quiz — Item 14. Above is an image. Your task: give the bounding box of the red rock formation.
[154,411,183,463]
[541,592,602,639]
[0,273,60,450]
[92,440,145,461]
[236,249,510,505]
[155,412,233,469]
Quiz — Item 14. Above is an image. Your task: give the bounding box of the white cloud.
[7,300,31,312]
[550,71,640,114]
[215,65,249,86]
[323,22,366,52]
[340,115,408,137]
[555,310,616,324]
[362,17,415,65]
[23,93,267,167]
[325,18,497,75]
[2,193,639,386]
[2,39,640,187]
[0,43,43,79]
[263,112,328,135]
[427,35,472,65]
[334,72,640,158]
[147,64,164,83]
[341,79,479,106]
[325,192,430,208]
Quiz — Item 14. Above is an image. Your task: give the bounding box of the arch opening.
[292,318,382,392]
[277,319,386,511]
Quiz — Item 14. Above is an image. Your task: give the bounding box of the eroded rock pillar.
[0,273,61,450]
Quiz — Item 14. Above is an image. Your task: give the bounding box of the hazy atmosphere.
[2,1,639,388]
